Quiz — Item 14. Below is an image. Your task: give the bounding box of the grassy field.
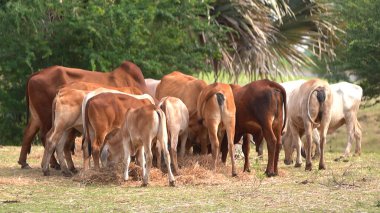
[0,105,379,212]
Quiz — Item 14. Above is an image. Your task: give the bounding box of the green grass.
[1,102,379,212]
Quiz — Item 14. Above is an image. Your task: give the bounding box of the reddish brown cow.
[155,71,208,153]
[20,61,148,169]
[221,80,287,177]
[82,93,153,170]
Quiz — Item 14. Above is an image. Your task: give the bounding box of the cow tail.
[83,100,92,156]
[156,109,168,152]
[278,86,287,134]
[216,92,225,114]
[307,86,325,128]
[159,98,171,143]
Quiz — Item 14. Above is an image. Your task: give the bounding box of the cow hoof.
[305,163,312,171]
[62,171,73,177]
[21,163,32,169]
[50,164,61,170]
[265,172,276,177]
[141,183,148,187]
[70,168,79,174]
[294,163,302,168]
[334,156,343,162]
[232,172,238,177]
[169,181,176,187]
[43,170,50,176]
[318,164,326,170]
[243,168,251,173]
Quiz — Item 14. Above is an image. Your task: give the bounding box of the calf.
[221,80,287,177]
[283,79,333,171]
[41,82,142,176]
[197,83,237,176]
[82,93,154,171]
[122,105,175,186]
[158,97,189,175]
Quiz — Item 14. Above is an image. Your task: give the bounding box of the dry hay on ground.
[73,155,259,187]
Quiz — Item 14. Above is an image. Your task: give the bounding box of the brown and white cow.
[82,92,154,171]
[283,79,333,171]
[40,82,142,176]
[145,78,160,98]
[221,80,287,177]
[122,105,175,187]
[156,71,208,153]
[158,97,189,175]
[20,61,148,169]
[197,83,237,176]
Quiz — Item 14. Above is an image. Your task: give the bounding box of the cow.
[158,97,189,175]
[40,82,142,176]
[155,71,208,154]
[282,79,333,171]
[20,61,148,169]
[196,83,237,176]
[122,105,175,187]
[145,78,160,98]
[82,92,154,171]
[221,80,287,177]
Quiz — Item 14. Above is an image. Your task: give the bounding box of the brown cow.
[122,105,175,186]
[82,93,154,171]
[155,71,208,153]
[41,82,142,176]
[197,83,237,176]
[158,97,189,175]
[221,80,287,177]
[20,61,148,169]
[283,79,333,171]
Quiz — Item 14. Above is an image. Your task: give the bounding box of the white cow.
[145,78,161,98]
[158,97,189,175]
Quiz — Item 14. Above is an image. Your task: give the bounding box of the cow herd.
[18,61,363,187]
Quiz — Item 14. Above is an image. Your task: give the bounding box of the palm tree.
[203,0,342,82]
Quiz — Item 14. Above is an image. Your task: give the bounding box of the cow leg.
[220,134,229,164]
[92,132,106,171]
[19,117,39,169]
[207,119,220,171]
[41,128,59,176]
[263,128,278,177]
[55,131,72,177]
[273,125,282,175]
[179,129,188,160]
[160,136,175,187]
[122,138,131,181]
[39,126,61,170]
[142,140,153,187]
[225,121,237,177]
[294,135,303,167]
[354,120,362,156]
[64,129,77,174]
[242,135,251,172]
[312,129,321,160]
[154,140,162,171]
[304,122,313,171]
[137,147,145,181]
[82,136,91,171]
[170,132,180,176]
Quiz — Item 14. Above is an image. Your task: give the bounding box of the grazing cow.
[283,79,333,171]
[197,83,237,176]
[41,82,142,176]
[145,78,160,98]
[82,93,154,171]
[158,97,189,175]
[156,71,208,153]
[20,61,148,169]
[221,80,287,177]
[122,105,175,187]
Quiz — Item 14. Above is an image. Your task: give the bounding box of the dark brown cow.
[221,80,287,177]
[155,71,208,153]
[20,61,148,169]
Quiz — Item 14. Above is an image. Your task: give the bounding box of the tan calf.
[283,79,333,171]
[158,97,189,175]
[197,83,237,176]
[122,105,175,186]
